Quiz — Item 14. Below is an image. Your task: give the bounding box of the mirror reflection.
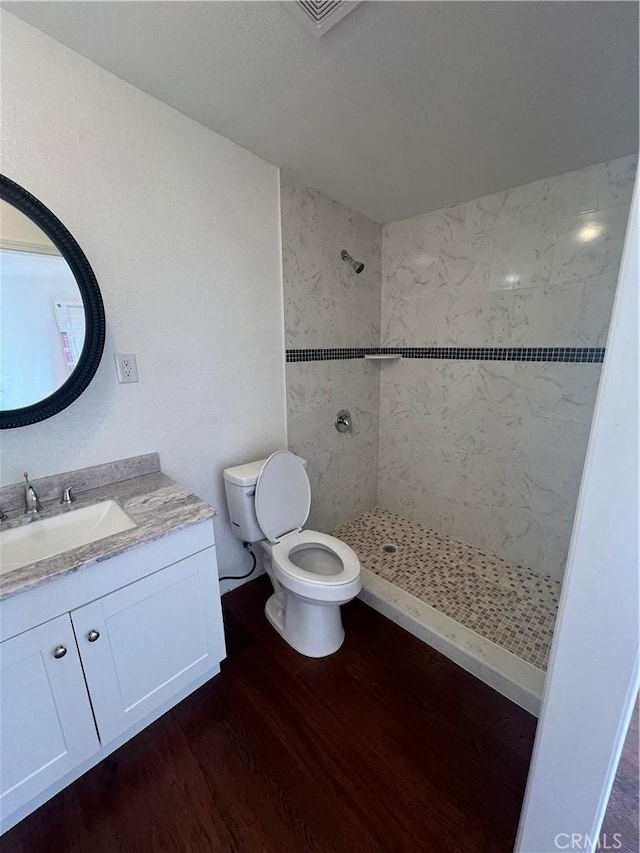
[0,200,85,411]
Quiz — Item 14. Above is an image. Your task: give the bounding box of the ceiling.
[5,1,638,223]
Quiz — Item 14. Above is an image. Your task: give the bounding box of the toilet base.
[265,593,345,658]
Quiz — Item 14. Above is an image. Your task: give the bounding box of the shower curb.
[358,567,544,717]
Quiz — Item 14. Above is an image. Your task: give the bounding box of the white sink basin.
[0,500,137,574]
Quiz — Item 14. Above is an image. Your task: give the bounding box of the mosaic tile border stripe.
[286,346,605,363]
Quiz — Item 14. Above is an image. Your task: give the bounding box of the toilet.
[223,451,361,657]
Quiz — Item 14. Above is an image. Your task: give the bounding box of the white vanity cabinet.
[0,520,225,835]
[71,548,223,745]
[0,614,100,820]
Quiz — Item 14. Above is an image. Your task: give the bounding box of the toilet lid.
[255,451,311,543]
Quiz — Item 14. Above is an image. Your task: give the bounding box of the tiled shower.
[283,172,382,533]
[282,156,636,711]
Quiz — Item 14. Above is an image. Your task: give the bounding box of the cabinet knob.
[87,629,100,643]
[53,645,67,659]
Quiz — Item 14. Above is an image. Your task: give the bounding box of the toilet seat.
[270,530,361,602]
[272,528,359,577]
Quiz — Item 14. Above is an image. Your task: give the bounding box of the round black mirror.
[0,176,105,428]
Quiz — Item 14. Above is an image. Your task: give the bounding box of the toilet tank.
[222,459,266,543]
[222,454,307,544]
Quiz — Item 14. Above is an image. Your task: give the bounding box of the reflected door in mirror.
[1,201,86,410]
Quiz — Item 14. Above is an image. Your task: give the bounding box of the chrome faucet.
[24,472,42,515]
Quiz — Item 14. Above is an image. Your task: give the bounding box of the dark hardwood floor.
[3,576,538,852]
[600,697,639,853]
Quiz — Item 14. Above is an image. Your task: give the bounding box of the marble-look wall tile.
[549,207,629,289]
[484,506,546,574]
[596,156,638,209]
[285,362,307,414]
[281,173,382,349]
[490,223,556,291]
[465,190,512,239]
[527,363,602,425]
[511,284,584,346]
[377,356,605,580]
[289,385,380,532]
[539,530,572,580]
[382,155,635,350]
[306,449,340,532]
[418,203,468,247]
[515,166,601,228]
[284,293,322,349]
[281,174,382,531]
[579,275,618,347]
[379,156,635,580]
[280,173,320,257]
[321,298,380,348]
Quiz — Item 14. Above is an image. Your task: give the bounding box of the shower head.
[341,249,365,274]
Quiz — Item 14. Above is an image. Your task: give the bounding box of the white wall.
[516,172,638,851]
[0,12,287,584]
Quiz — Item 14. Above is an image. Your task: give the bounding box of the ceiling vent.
[285,1,362,38]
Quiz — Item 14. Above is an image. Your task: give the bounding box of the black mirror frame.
[0,175,106,429]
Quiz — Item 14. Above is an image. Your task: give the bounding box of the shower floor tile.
[334,507,561,671]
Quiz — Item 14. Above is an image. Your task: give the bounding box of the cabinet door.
[71,548,224,746]
[0,614,99,825]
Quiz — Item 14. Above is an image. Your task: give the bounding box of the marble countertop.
[0,470,216,601]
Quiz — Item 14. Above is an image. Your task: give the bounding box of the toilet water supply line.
[219,541,257,582]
